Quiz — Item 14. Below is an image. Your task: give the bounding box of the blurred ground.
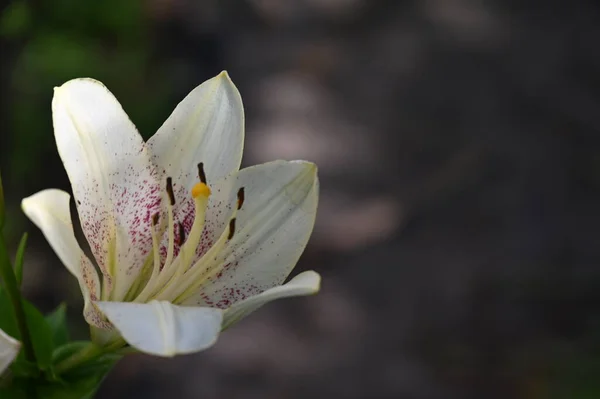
[1,0,600,398]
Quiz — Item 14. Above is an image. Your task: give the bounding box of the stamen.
[131,209,168,303]
[178,222,186,246]
[166,199,241,303]
[166,177,175,206]
[237,187,245,209]
[164,178,176,272]
[197,162,207,184]
[149,215,162,280]
[228,218,236,240]
[134,178,180,303]
[151,178,213,301]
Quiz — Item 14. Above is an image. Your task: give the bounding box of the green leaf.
[36,373,108,399]
[51,341,89,366]
[40,343,121,399]
[9,358,38,378]
[0,290,20,351]
[0,292,39,379]
[2,342,121,398]
[12,233,27,288]
[0,291,55,371]
[45,303,69,347]
[0,230,37,366]
[21,300,54,370]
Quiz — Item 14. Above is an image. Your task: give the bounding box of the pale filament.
[151,185,210,300]
[133,164,239,304]
[158,196,241,303]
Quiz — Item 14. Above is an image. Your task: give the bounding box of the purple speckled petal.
[222,270,320,329]
[21,189,108,328]
[181,160,319,308]
[157,171,238,270]
[147,71,244,231]
[52,79,163,301]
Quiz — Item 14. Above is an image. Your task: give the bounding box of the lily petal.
[147,71,244,205]
[0,328,20,374]
[96,300,223,357]
[223,270,321,329]
[22,189,86,278]
[21,189,107,328]
[52,79,162,301]
[181,160,319,308]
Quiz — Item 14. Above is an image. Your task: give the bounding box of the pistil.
[135,165,213,303]
[164,187,245,303]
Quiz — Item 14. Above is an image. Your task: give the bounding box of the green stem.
[0,233,36,364]
[54,343,103,374]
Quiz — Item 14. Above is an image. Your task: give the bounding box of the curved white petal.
[0,328,20,374]
[21,189,107,328]
[223,271,321,329]
[22,189,85,278]
[182,160,319,308]
[96,300,223,357]
[147,71,244,205]
[53,79,162,301]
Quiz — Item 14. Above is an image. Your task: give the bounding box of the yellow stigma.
[191,182,211,198]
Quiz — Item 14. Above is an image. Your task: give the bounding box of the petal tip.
[20,196,30,210]
[52,85,65,100]
[295,160,319,186]
[54,78,108,97]
[313,276,322,294]
[20,198,31,215]
[214,70,239,92]
[291,160,318,173]
[217,70,231,80]
[306,162,318,177]
[302,270,322,294]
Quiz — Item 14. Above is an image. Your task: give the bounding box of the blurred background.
[1,0,599,398]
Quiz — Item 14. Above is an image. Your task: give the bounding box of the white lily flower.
[0,328,20,374]
[22,72,320,357]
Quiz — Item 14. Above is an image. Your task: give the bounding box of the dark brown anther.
[178,222,186,246]
[152,213,160,226]
[197,162,207,184]
[166,177,176,206]
[228,218,236,240]
[237,187,245,210]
